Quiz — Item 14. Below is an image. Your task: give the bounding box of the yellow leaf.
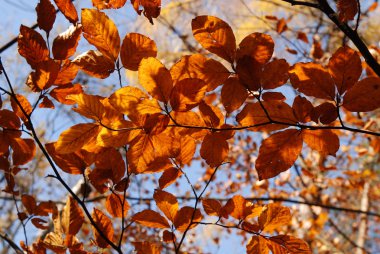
[170,54,230,91]
[73,50,115,79]
[52,24,82,60]
[61,197,84,235]
[92,208,114,248]
[256,129,303,180]
[68,93,105,121]
[138,57,173,103]
[81,8,120,61]
[132,210,170,229]
[154,189,178,222]
[55,123,100,154]
[259,203,291,233]
[120,33,157,71]
[97,120,142,148]
[192,16,236,63]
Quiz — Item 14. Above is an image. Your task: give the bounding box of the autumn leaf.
[258,203,291,233]
[159,168,182,189]
[106,193,130,218]
[200,133,229,167]
[133,241,162,254]
[53,0,78,23]
[236,32,274,64]
[81,8,120,61]
[10,138,36,165]
[92,0,127,9]
[221,76,248,113]
[260,59,289,89]
[49,83,83,105]
[73,50,115,79]
[170,78,207,112]
[246,236,269,254]
[132,210,170,229]
[302,129,340,156]
[174,207,202,232]
[202,199,223,217]
[170,54,230,91]
[292,96,314,123]
[92,208,114,248]
[175,136,196,166]
[337,0,358,22]
[343,77,380,112]
[120,33,157,71]
[52,24,82,60]
[138,57,173,103]
[256,129,303,180]
[222,195,261,220]
[153,189,178,222]
[268,235,311,254]
[131,0,161,24]
[68,93,105,121]
[45,143,86,174]
[36,0,56,34]
[192,15,236,63]
[18,25,49,68]
[61,197,84,235]
[54,60,79,85]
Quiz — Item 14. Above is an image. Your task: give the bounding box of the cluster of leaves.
[1,0,380,253]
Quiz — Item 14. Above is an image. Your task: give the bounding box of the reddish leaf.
[343,77,380,112]
[36,0,56,34]
[174,207,202,232]
[337,0,358,22]
[159,167,182,189]
[106,193,130,218]
[132,210,170,229]
[62,197,84,235]
[154,189,178,222]
[52,24,82,60]
[237,33,274,64]
[54,0,78,23]
[258,203,291,232]
[302,129,340,156]
[221,76,248,113]
[92,208,114,248]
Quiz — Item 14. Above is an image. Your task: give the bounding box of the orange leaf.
[22,194,37,214]
[18,25,49,68]
[222,195,257,220]
[302,129,340,156]
[162,230,176,243]
[68,93,105,121]
[200,133,229,167]
[31,217,49,230]
[138,57,173,103]
[133,241,162,254]
[132,210,170,229]
[92,208,114,248]
[49,83,83,105]
[45,143,86,174]
[260,59,289,89]
[62,197,84,235]
[289,62,335,100]
[108,86,162,120]
[131,0,161,24]
[246,236,269,254]
[199,101,224,128]
[202,199,222,217]
[52,24,82,60]
[54,60,79,85]
[55,123,100,154]
[92,0,127,9]
[262,92,286,102]
[258,203,291,232]
[236,33,274,64]
[256,129,303,180]
[10,138,36,165]
[159,167,182,189]
[81,9,120,61]
[174,207,202,232]
[192,15,236,63]
[106,193,130,218]
[221,76,248,113]
[311,102,338,124]
[292,96,314,123]
[11,94,32,126]
[97,120,142,148]
[337,0,358,22]
[143,114,169,135]
[175,136,196,166]
[36,0,56,34]
[328,46,362,94]
[170,78,207,112]
[42,232,66,252]
[27,59,60,90]
[170,54,230,91]
[73,50,115,79]
[53,0,78,23]
[120,33,157,71]
[39,96,55,109]
[268,235,311,254]
[236,101,298,132]
[154,189,178,222]
[236,55,262,91]
[343,77,380,112]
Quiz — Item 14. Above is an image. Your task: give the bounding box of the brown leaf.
[200,133,229,167]
[170,78,207,112]
[247,236,269,254]
[328,46,362,94]
[221,76,248,113]
[159,167,182,189]
[133,241,162,254]
[39,96,55,109]
[337,0,358,22]
[132,210,170,229]
[311,102,338,124]
[27,59,60,90]
[199,100,224,128]
[154,189,178,222]
[162,230,176,243]
[106,193,130,218]
[268,235,311,254]
[73,50,115,79]
[11,94,32,126]
[258,203,291,232]
[18,25,49,68]
[10,138,36,165]
[138,57,173,103]
[236,33,274,64]
[262,92,286,102]
[52,24,82,60]
[261,59,289,89]
[174,207,202,232]
[53,0,78,23]
[131,0,161,24]
[290,62,335,100]
[343,77,380,112]
[292,96,314,123]
[256,129,303,180]
[36,0,56,34]
[45,142,86,174]
[21,194,37,214]
[202,199,222,217]
[192,15,236,63]
[92,208,114,248]
[175,136,196,166]
[50,83,83,105]
[170,54,230,92]
[120,33,157,71]
[62,197,84,235]
[81,9,120,61]
[302,130,340,156]
[32,217,49,230]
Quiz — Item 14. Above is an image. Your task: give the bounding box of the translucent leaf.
[52,24,82,60]
[132,210,170,229]
[174,207,202,232]
[302,130,340,156]
[73,50,115,79]
[343,77,380,112]
[92,208,114,248]
[154,189,178,222]
[106,193,130,218]
[53,0,78,23]
[61,197,84,235]
[258,204,291,233]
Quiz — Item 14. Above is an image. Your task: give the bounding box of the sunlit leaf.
[92,0,127,9]
[52,24,82,60]
[154,189,178,222]
[343,77,380,112]
[61,196,84,235]
[302,129,340,156]
[54,0,78,23]
[92,208,114,248]
[106,193,130,218]
[73,50,115,79]
[174,207,202,232]
[221,76,248,113]
[132,210,170,229]
[236,33,274,64]
[246,236,269,254]
[258,204,291,233]
[170,78,207,112]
